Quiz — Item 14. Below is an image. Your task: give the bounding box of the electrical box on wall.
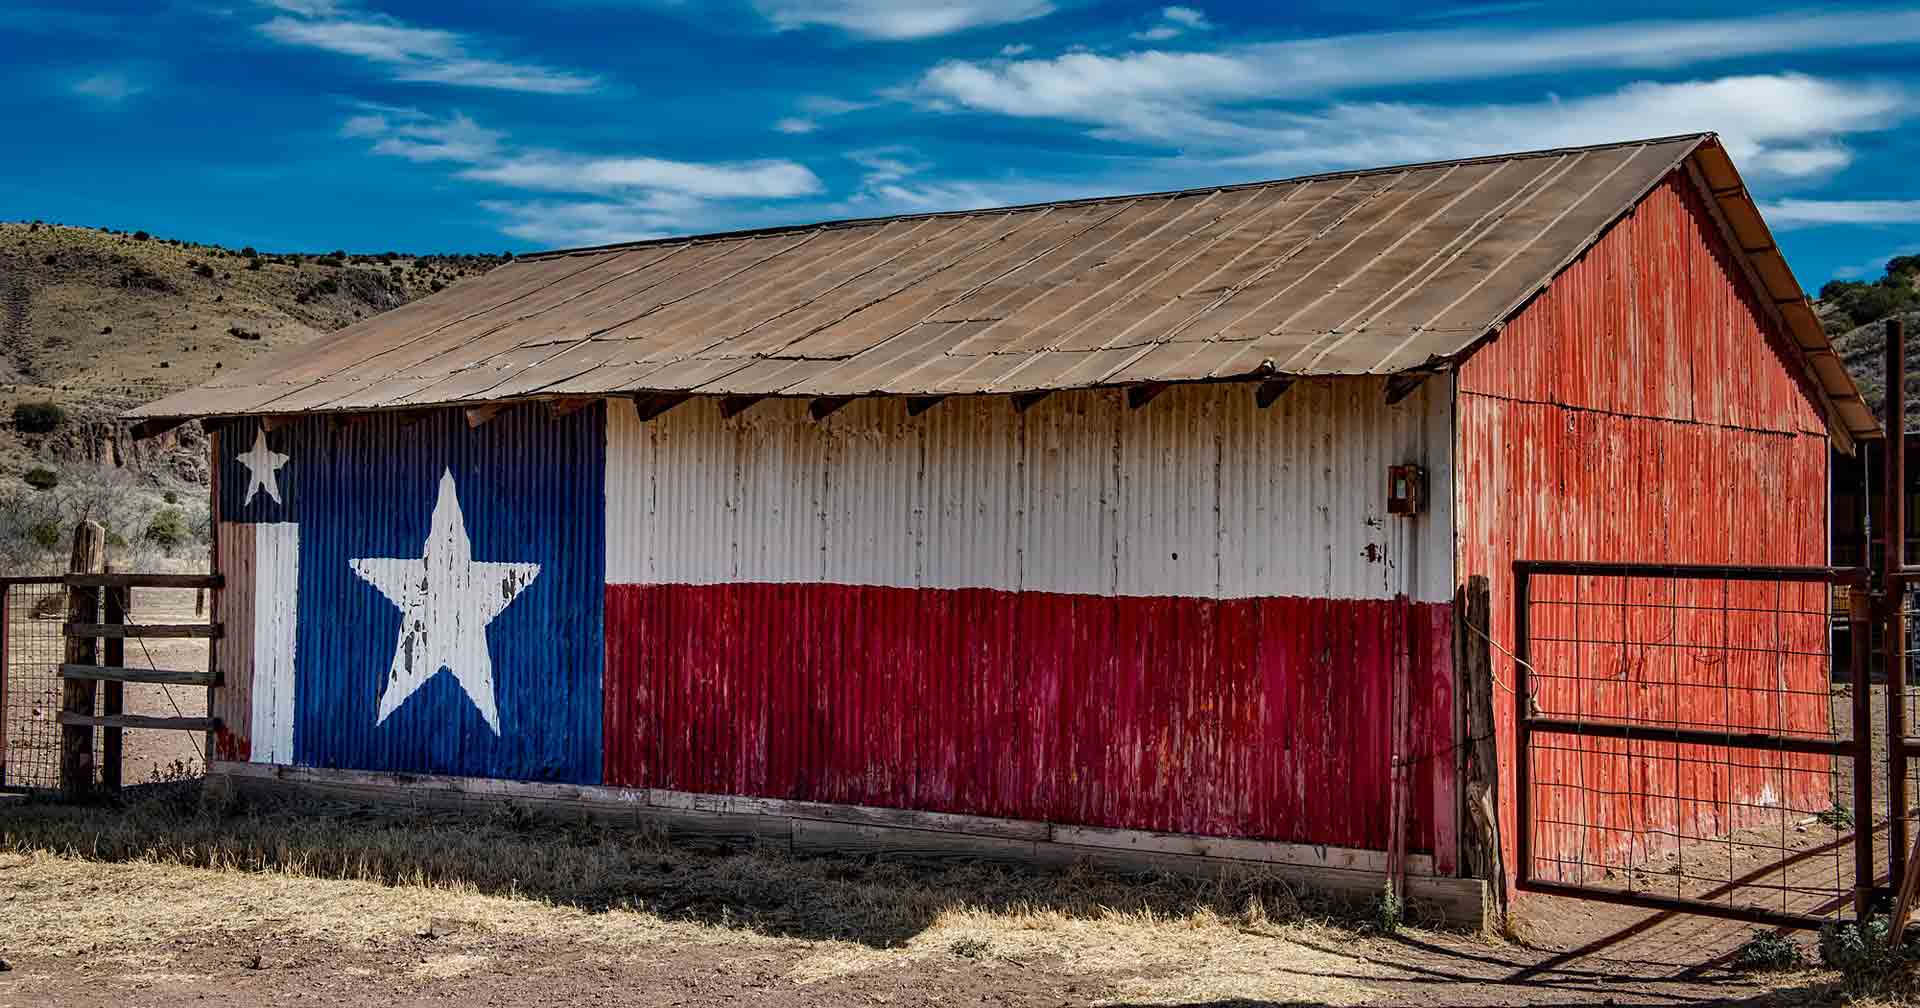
[1388,464,1425,517]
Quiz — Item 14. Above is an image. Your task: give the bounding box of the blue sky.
[3,1,1918,287]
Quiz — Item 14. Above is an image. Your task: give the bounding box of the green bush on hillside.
[145,508,189,549]
[12,400,66,433]
[1822,255,1920,332]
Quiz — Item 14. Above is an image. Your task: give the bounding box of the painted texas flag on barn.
[212,382,1457,856]
[216,406,605,783]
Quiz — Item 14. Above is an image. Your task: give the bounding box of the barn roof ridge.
[128,132,1878,448]
[519,132,1721,262]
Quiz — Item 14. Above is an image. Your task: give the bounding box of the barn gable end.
[1455,167,1833,887]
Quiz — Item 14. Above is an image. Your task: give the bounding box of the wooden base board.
[208,761,1488,929]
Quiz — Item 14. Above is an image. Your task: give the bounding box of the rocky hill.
[0,220,504,572]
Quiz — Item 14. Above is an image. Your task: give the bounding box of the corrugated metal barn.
[130,133,1874,926]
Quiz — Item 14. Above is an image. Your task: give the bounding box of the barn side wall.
[1455,169,1832,885]
[603,379,1460,860]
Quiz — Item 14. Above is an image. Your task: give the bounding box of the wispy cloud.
[70,71,145,102]
[1134,5,1211,41]
[340,105,503,162]
[923,8,1920,118]
[771,94,871,134]
[754,0,1054,40]
[1829,244,1920,280]
[1759,199,1920,228]
[346,108,821,245]
[465,155,821,199]
[256,1,598,93]
[1219,75,1906,182]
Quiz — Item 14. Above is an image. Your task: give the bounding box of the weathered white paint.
[606,378,1454,602]
[235,426,290,506]
[249,521,299,764]
[350,468,540,734]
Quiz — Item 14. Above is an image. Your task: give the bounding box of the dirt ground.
[0,793,1874,1008]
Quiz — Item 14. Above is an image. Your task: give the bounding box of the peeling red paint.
[1458,170,1832,885]
[605,584,1455,858]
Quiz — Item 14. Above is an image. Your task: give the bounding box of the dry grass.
[0,784,1422,1003]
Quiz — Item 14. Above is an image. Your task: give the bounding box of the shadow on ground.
[1,779,1394,949]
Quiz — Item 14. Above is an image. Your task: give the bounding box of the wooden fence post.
[59,521,106,800]
[1458,575,1507,926]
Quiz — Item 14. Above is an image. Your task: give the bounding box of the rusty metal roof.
[130,132,1876,444]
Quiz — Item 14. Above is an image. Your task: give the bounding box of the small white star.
[349,468,540,734]
[235,427,290,506]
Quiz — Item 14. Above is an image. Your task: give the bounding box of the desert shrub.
[228,325,262,341]
[246,256,263,271]
[1821,258,1920,331]
[163,490,178,504]
[1734,932,1806,972]
[1371,880,1401,934]
[132,230,150,241]
[192,262,215,279]
[240,246,257,258]
[1818,916,1919,995]
[22,467,59,491]
[28,519,61,549]
[316,254,345,268]
[12,400,66,433]
[144,507,189,549]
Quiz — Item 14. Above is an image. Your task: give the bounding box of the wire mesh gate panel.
[1513,561,1873,929]
[0,577,97,791]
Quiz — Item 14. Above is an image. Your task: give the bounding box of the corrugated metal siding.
[605,587,1456,854]
[1456,169,1832,883]
[214,406,608,783]
[603,377,1459,856]
[607,380,1455,602]
[211,521,253,762]
[1460,172,1826,436]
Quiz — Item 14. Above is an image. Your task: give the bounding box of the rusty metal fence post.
[1888,316,1910,895]
[0,581,9,789]
[1853,578,1877,921]
[1512,566,1532,890]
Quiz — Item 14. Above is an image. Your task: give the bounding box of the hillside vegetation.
[0,220,504,573]
[1820,255,1920,425]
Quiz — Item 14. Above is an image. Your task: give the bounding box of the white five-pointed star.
[349,468,540,734]
[235,428,290,506]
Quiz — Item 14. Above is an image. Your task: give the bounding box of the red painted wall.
[606,584,1457,858]
[1457,168,1832,883]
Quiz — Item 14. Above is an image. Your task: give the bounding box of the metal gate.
[1,569,221,795]
[1512,560,1876,929]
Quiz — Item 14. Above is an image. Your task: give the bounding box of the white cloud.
[772,94,869,133]
[256,3,598,93]
[754,0,1054,39]
[1133,5,1210,40]
[924,8,1920,119]
[1163,6,1209,28]
[1220,76,1904,181]
[345,108,822,246]
[340,106,503,162]
[1830,245,1920,280]
[998,42,1032,57]
[466,154,821,199]
[1758,199,1920,228]
[482,197,705,246]
[71,71,145,102]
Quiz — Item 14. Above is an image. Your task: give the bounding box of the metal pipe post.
[1889,316,1909,893]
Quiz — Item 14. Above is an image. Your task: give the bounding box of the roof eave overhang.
[1684,138,1879,452]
